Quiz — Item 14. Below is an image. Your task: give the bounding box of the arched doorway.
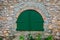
[16,9,44,31]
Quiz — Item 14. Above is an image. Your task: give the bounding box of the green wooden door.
[16,9,44,31]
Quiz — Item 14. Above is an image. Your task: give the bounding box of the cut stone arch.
[16,7,46,20]
[14,2,49,20]
[16,9,44,31]
[13,2,50,31]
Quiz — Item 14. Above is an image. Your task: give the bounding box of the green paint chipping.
[16,9,44,31]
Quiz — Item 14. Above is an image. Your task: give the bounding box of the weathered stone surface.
[0,0,60,40]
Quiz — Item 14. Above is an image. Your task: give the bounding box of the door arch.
[16,9,44,31]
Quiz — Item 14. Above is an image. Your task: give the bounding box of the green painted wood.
[16,9,44,31]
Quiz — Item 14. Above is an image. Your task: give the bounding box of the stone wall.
[0,0,60,38]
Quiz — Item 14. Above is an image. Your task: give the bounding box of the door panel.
[16,9,44,31]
